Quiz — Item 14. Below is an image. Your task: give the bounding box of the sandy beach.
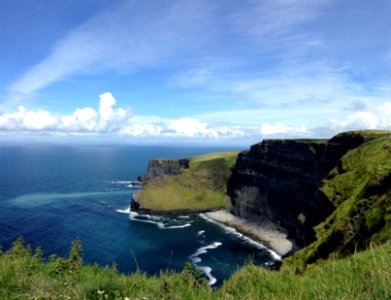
[201,210,294,257]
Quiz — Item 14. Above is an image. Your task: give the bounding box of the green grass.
[1,238,390,299]
[220,241,391,299]
[137,151,240,212]
[2,131,391,298]
[285,131,391,272]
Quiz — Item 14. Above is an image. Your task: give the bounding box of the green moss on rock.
[285,131,391,273]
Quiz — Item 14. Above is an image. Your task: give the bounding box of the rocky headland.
[131,130,391,269]
[131,151,238,214]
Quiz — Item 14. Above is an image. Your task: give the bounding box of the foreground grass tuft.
[1,238,390,299]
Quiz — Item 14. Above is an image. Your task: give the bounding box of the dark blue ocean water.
[0,145,277,286]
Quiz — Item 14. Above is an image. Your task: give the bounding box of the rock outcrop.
[227,132,369,249]
[131,152,238,214]
[143,158,189,183]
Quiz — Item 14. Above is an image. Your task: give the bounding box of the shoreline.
[201,210,294,258]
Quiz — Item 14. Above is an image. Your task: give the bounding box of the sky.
[0,0,391,145]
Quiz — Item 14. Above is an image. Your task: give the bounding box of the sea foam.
[197,230,205,236]
[128,211,192,229]
[116,207,131,214]
[189,241,222,286]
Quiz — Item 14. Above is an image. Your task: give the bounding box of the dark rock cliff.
[143,158,189,183]
[227,132,368,249]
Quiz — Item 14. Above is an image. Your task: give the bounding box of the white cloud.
[1,93,390,143]
[166,117,210,137]
[312,102,391,137]
[118,123,163,137]
[379,102,391,128]
[23,109,58,130]
[258,101,391,139]
[260,123,308,136]
[60,107,97,132]
[0,93,245,140]
[328,112,379,131]
[0,106,57,131]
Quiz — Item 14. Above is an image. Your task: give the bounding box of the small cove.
[0,144,277,286]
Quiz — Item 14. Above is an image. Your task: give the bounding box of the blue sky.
[1,0,390,145]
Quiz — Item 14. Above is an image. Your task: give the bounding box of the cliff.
[285,131,391,271]
[227,132,371,248]
[227,130,391,268]
[131,151,239,214]
[131,130,391,269]
[143,158,190,183]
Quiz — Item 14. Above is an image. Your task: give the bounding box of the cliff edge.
[285,130,391,271]
[227,131,370,249]
[131,151,239,214]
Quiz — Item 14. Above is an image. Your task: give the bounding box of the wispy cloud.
[177,60,391,121]
[9,0,334,97]
[9,0,215,95]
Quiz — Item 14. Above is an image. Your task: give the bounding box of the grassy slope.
[1,238,390,299]
[285,131,391,272]
[138,151,239,211]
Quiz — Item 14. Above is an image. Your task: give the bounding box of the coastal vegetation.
[286,130,391,272]
[135,151,239,212]
[1,237,390,299]
[2,130,391,298]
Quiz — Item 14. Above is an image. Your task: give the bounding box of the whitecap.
[111,180,133,185]
[116,207,130,214]
[111,180,142,190]
[178,215,190,219]
[197,230,205,236]
[188,241,222,286]
[198,266,217,286]
[189,242,222,260]
[129,213,191,230]
[157,223,191,229]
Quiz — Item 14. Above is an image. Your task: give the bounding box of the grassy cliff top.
[285,130,391,272]
[263,130,390,144]
[135,151,240,212]
[189,151,239,169]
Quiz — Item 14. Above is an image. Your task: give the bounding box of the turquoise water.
[0,145,277,286]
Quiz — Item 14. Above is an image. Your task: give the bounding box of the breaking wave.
[127,211,192,229]
[189,241,222,286]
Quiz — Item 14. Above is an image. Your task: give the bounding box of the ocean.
[0,144,277,286]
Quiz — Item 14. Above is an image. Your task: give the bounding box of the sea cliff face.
[227,133,368,248]
[143,158,190,183]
